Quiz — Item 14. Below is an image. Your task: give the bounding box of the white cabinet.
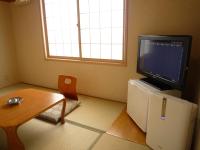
[127,79,197,150]
[127,79,180,132]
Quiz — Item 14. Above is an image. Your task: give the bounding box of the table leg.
[3,126,25,150]
[61,99,67,124]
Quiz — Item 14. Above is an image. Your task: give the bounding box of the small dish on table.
[7,97,23,105]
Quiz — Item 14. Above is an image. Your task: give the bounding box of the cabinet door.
[127,81,150,132]
[146,93,196,150]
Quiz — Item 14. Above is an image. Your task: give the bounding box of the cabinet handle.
[161,97,167,120]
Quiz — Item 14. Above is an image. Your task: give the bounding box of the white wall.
[0,1,18,88]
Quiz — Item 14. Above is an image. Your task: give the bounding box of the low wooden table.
[0,88,66,150]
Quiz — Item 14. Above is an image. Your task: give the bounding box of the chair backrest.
[58,75,78,100]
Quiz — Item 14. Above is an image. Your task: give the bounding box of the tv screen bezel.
[137,35,192,90]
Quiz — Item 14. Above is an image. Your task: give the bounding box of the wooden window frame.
[40,0,128,65]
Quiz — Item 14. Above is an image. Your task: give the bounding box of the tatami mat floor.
[0,83,149,150]
[1,119,101,150]
[93,134,150,150]
[66,94,126,132]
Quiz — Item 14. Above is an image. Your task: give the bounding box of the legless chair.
[36,75,79,124]
[58,75,78,100]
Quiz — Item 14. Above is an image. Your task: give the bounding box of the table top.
[0,88,65,127]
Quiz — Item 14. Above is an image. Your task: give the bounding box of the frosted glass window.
[90,13,100,29]
[47,31,56,43]
[90,29,100,44]
[81,44,90,58]
[79,0,89,13]
[81,29,90,44]
[79,0,125,60]
[44,4,54,17]
[101,29,111,44]
[63,44,72,56]
[112,44,123,60]
[56,44,64,56]
[112,28,123,44]
[80,14,89,29]
[44,0,79,57]
[46,18,56,30]
[112,11,123,27]
[91,44,100,58]
[89,0,100,13]
[71,44,80,57]
[111,0,123,10]
[100,0,111,12]
[49,44,56,56]
[42,0,126,62]
[100,12,111,28]
[101,44,112,59]
[62,31,72,44]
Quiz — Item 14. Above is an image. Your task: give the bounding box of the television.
[137,35,192,90]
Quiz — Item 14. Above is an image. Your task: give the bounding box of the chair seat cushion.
[37,100,80,123]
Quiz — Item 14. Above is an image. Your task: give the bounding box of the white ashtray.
[7,97,23,105]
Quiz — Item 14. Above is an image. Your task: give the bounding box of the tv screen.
[137,35,192,90]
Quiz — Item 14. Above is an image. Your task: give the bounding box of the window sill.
[45,56,127,66]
